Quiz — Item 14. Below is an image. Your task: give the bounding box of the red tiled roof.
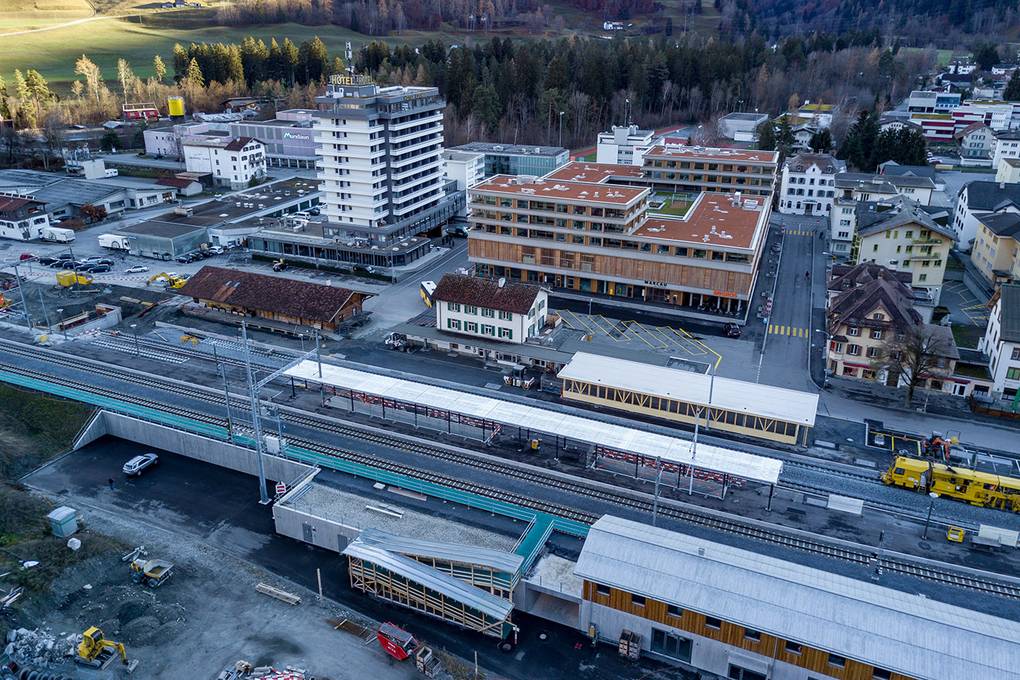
[156,177,196,189]
[0,196,42,212]
[433,273,542,314]
[178,266,368,323]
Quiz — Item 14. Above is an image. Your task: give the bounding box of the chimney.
[498,277,506,288]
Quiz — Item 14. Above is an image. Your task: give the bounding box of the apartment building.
[970,212,1020,288]
[313,75,454,241]
[181,136,266,189]
[835,172,935,206]
[952,100,1017,133]
[951,180,1020,249]
[997,158,1020,184]
[992,130,1020,168]
[907,90,962,114]
[979,284,1020,404]
[466,166,770,318]
[0,195,49,241]
[596,124,657,165]
[854,196,955,303]
[432,273,548,344]
[639,145,779,197]
[449,142,569,178]
[778,153,845,216]
[956,123,994,163]
[826,263,959,388]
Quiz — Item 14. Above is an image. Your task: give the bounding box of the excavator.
[76,627,130,669]
[147,272,188,289]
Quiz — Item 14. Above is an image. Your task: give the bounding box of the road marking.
[768,324,808,337]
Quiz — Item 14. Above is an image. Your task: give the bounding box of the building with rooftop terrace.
[466,165,771,319]
[639,145,779,198]
[313,75,458,243]
[449,142,569,178]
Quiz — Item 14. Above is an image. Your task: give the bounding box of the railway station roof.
[342,539,515,621]
[284,361,783,485]
[558,352,818,427]
[357,528,524,575]
[576,515,1020,680]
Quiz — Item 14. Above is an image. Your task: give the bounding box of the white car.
[122,453,159,476]
[125,265,149,274]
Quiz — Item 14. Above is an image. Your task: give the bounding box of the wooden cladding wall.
[582,581,913,680]
[468,238,753,297]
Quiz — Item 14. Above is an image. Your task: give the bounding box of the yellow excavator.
[147,272,187,289]
[76,627,129,668]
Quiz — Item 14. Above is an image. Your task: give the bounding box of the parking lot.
[942,281,990,326]
[558,309,722,367]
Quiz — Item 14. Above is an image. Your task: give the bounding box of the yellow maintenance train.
[882,456,1020,512]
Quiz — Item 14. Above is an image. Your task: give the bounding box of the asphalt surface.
[25,438,691,680]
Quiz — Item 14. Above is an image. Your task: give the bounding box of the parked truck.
[40,226,76,243]
[98,233,130,250]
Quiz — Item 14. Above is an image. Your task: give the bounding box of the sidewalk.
[818,386,1020,452]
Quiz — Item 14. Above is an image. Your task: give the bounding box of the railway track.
[2,341,1020,599]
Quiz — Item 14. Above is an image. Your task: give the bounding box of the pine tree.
[172,44,190,79]
[185,58,205,87]
[809,128,832,152]
[776,115,795,158]
[756,120,776,150]
[1005,70,1020,101]
[153,55,167,83]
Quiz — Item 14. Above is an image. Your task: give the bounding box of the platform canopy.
[558,352,818,427]
[285,361,783,485]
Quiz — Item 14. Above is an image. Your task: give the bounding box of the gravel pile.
[3,627,75,668]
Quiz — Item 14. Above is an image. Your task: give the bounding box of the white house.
[952,180,1020,250]
[978,283,1020,404]
[997,158,1020,184]
[181,136,266,190]
[956,122,994,165]
[0,195,50,241]
[443,149,485,220]
[596,124,656,166]
[433,273,547,344]
[991,130,1020,168]
[778,152,845,216]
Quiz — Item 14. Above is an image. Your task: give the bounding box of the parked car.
[724,323,742,338]
[207,246,224,255]
[85,257,114,266]
[37,257,58,266]
[122,452,159,476]
[125,265,149,274]
[84,264,111,273]
[59,261,83,269]
[175,253,195,263]
[19,252,36,261]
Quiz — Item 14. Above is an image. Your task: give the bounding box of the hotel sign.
[329,74,373,86]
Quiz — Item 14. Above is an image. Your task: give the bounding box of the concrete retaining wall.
[273,483,359,554]
[75,410,314,486]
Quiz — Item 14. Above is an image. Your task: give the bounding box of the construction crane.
[76,627,129,669]
[147,272,187,289]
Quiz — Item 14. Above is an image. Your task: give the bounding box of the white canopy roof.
[558,352,818,427]
[285,361,782,485]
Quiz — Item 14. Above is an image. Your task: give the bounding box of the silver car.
[122,453,159,476]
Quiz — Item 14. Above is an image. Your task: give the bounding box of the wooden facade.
[468,238,754,299]
[561,377,807,446]
[347,555,515,639]
[582,581,912,680]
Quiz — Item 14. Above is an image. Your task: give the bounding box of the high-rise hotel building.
[313,74,460,241]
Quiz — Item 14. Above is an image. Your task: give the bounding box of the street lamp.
[558,111,565,148]
[922,491,939,540]
[130,323,139,356]
[56,308,66,339]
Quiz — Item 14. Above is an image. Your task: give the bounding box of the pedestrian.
[107,477,114,490]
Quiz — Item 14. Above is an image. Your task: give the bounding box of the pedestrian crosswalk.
[783,229,815,237]
[768,324,809,337]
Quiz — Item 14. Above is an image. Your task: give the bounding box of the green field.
[0,13,434,88]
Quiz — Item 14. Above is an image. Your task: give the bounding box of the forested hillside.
[724,0,1020,44]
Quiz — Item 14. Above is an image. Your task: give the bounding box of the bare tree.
[874,325,954,407]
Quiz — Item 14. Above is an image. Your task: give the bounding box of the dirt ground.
[8,496,424,680]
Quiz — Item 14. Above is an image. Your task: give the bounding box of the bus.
[419,280,437,307]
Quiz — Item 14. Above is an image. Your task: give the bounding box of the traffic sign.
[275,482,287,496]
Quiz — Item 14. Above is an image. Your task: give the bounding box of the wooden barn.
[178,266,371,333]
